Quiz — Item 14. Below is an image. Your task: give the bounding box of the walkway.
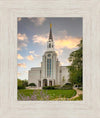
[70,88,83,100]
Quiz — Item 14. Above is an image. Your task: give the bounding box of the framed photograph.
[0,0,100,118]
[17,17,83,101]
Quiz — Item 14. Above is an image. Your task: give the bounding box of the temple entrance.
[49,81,52,86]
[43,79,47,87]
[38,80,41,87]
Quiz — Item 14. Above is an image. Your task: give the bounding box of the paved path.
[70,88,82,100]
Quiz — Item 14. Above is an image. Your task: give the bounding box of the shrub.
[18,85,25,89]
[61,83,73,90]
[42,86,55,90]
[28,83,36,87]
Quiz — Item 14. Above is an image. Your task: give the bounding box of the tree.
[22,80,28,87]
[17,79,28,89]
[68,40,83,86]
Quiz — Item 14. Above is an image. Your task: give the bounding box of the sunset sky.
[17,17,82,80]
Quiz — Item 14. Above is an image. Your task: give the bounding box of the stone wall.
[60,66,69,85]
[28,67,41,86]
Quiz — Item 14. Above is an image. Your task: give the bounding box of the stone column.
[52,80,54,86]
[41,79,43,87]
[47,79,49,86]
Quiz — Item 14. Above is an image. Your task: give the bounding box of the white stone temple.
[28,24,69,87]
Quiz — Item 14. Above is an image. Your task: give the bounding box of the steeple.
[49,23,53,41]
[47,23,54,51]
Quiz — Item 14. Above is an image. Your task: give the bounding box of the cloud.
[24,71,28,73]
[28,18,46,26]
[32,32,81,50]
[55,36,81,49]
[32,34,48,45]
[18,63,26,68]
[27,55,34,61]
[17,72,21,77]
[17,54,24,60]
[29,50,40,57]
[60,62,64,66]
[29,51,35,54]
[17,33,28,41]
[55,49,63,56]
[17,33,28,50]
[18,17,21,21]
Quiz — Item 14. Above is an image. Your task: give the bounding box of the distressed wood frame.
[0,0,100,118]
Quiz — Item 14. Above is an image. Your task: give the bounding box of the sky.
[17,17,82,80]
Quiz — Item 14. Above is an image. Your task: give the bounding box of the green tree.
[68,40,82,86]
[17,79,28,89]
[22,80,28,87]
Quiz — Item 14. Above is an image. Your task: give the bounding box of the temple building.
[28,24,69,87]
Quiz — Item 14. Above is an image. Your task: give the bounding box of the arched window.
[47,59,51,77]
[49,43,51,48]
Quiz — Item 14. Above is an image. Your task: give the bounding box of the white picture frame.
[0,0,100,118]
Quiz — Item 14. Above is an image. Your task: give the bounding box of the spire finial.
[49,23,53,40]
[50,23,52,28]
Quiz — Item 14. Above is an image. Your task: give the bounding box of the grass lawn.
[18,89,76,101]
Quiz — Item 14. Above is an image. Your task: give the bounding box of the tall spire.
[49,23,53,41]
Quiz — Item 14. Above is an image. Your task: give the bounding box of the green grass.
[18,89,76,100]
[72,94,83,100]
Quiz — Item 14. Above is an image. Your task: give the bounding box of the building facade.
[28,24,69,87]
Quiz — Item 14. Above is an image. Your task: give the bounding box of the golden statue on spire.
[50,23,52,28]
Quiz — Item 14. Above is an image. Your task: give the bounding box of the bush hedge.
[28,83,36,86]
[61,83,73,90]
[42,86,55,90]
[18,85,25,89]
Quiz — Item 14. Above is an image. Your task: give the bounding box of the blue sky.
[17,17,82,80]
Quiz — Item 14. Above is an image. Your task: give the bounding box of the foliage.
[17,79,28,89]
[54,85,61,87]
[68,40,83,86]
[42,86,55,90]
[61,83,73,90]
[22,80,28,87]
[28,83,36,87]
[18,85,25,89]
[18,89,77,100]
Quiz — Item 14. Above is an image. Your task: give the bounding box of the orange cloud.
[29,51,35,54]
[32,32,81,50]
[29,50,40,57]
[17,33,28,41]
[27,55,34,61]
[55,36,81,49]
[18,63,26,68]
[17,54,24,60]
[17,72,21,77]
[17,33,28,50]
